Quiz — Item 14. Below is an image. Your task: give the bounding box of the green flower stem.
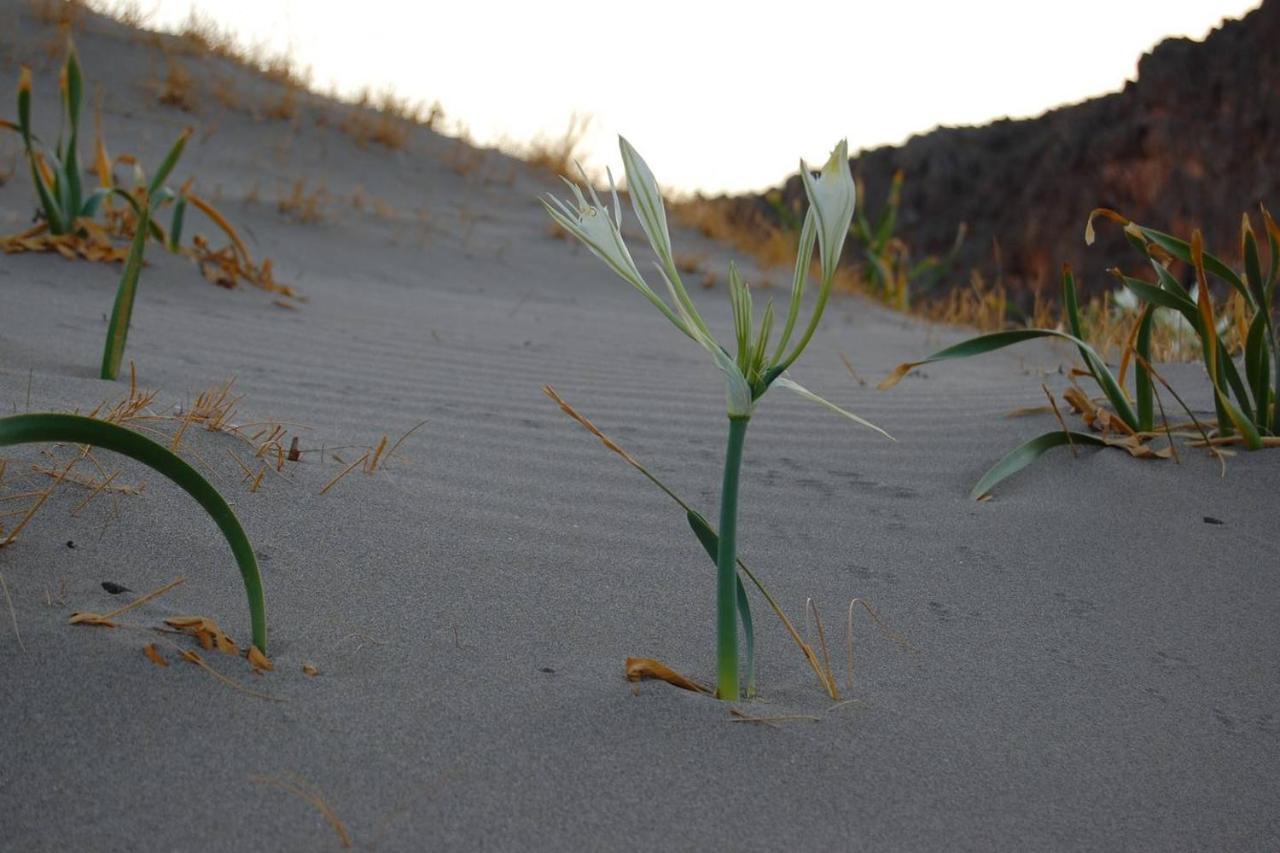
[716,415,749,699]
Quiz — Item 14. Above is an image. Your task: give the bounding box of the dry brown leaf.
[624,657,710,694]
[165,615,238,655]
[302,663,319,677]
[248,645,274,672]
[144,643,169,667]
[68,611,116,627]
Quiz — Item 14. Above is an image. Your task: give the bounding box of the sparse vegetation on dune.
[881,208,1280,497]
[1,42,298,377]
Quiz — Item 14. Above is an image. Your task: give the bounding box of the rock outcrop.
[727,1,1277,303]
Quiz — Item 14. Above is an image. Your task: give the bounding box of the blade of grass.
[101,196,150,380]
[0,414,267,651]
[970,431,1109,500]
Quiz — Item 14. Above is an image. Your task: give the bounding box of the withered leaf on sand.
[248,645,274,672]
[144,643,169,667]
[624,657,711,695]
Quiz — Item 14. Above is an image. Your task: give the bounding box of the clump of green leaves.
[3,51,95,235]
[544,138,890,700]
[882,208,1280,497]
[0,413,267,652]
[2,43,196,380]
[1090,207,1279,444]
[850,170,965,311]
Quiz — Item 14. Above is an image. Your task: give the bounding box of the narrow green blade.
[146,128,191,195]
[101,203,151,381]
[970,430,1108,500]
[1135,306,1154,432]
[0,413,267,651]
[880,326,1139,430]
[1243,218,1266,309]
[61,45,84,220]
[1133,224,1250,303]
[1245,309,1270,426]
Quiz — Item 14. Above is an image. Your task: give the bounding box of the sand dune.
[1,5,1277,850]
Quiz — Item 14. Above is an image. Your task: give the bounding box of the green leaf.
[1117,273,1257,427]
[1243,216,1266,310]
[168,193,188,252]
[101,201,150,381]
[146,128,191,196]
[879,326,1140,431]
[17,80,66,236]
[1245,309,1270,426]
[1135,305,1154,433]
[1116,275,1197,321]
[1263,206,1280,293]
[1132,223,1252,306]
[970,431,1108,500]
[0,413,267,651]
[1214,385,1263,449]
[61,44,84,221]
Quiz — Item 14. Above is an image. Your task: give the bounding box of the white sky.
[128,0,1260,194]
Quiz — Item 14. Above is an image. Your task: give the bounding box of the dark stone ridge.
[725,1,1277,304]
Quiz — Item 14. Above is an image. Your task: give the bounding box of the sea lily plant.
[543,138,891,700]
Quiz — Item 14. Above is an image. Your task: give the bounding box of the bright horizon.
[120,0,1259,194]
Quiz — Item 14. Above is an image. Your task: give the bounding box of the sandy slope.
[1,6,1277,851]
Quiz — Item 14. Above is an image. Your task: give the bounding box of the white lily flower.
[799,139,855,284]
[619,137,712,339]
[541,166,689,335]
[619,137,675,272]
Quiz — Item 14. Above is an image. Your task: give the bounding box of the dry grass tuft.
[262,86,299,122]
[520,113,590,177]
[26,0,84,29]
[277,180,329,224]
[316,420,425,496]
[156,56,196,111]
[0,371,301,546]
[251,774,352,848]
[672,197,797,270]
[443,136,487,178]
[331,89,441,151]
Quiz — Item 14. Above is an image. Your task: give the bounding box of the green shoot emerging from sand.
[0,413,267,652]
[849,169,966,311]
[4,44,291,378]
[881,208,1280,497]
[2,49,95,235]
[543,138,891,700]
[100,130,192,380]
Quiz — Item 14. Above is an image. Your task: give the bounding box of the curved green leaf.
[1135,305,1154,432]
[1131,224,1250,304]
[0,413,267,651]
[970,430,1108,500]
[1245,309,1270,427]
[879,327,1139,430]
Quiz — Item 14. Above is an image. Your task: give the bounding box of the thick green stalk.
[716,415,749,700]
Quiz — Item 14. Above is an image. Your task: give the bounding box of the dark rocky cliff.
[729,1,1277,303]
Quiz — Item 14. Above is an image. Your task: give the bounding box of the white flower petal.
[800,140,855,283]
[772,376,893,440]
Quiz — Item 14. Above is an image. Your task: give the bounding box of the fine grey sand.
[1,7,1278,851]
